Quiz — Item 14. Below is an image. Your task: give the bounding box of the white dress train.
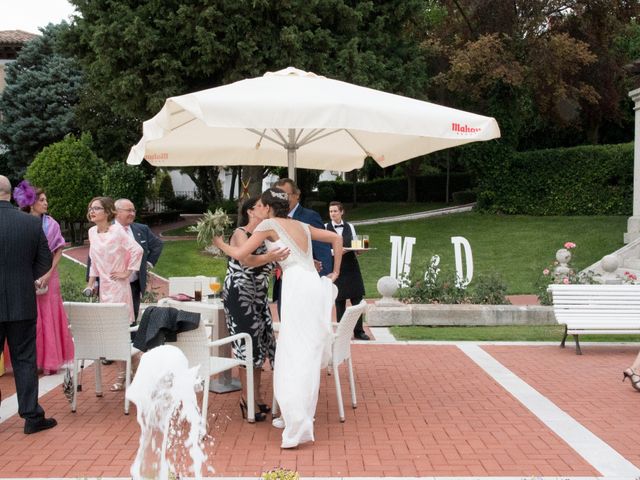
[256,219,333,448]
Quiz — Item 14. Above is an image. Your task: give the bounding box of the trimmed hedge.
[477,143,633,215]
[317,173,474,203]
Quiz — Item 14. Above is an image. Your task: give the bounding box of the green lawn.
[153,240,228,279]
[82,212,627,297]
[161,202,448,236]
[391,325,640,342]
[345,201,448,221]
[59,255,87,285]
[355,213,626,295]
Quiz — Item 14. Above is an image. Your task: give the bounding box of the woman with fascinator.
[9,181,74,374]
[214,187,343,449]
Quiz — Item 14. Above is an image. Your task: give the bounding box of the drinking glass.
[209,276,222,302]
[194,281,203,302]
[362,235,370,248]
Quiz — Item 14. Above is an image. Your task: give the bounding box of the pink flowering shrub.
[536,242,596,305]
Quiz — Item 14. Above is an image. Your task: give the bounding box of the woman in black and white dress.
[222,197,289,422]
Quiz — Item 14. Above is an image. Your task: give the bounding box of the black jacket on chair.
[133,306,200,351]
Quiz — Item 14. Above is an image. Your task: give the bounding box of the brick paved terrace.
[1,339,639,479]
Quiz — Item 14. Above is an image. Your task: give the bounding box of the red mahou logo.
[451,123,481,135]
[145,153,169,161]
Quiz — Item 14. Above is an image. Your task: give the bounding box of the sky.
[0,0,76,34]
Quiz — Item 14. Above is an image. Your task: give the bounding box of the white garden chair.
[158,299,256,434]
[64,302,137,415]
[329,300,368,422]
[272,299,368,423]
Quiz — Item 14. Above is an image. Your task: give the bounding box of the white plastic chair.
[158,299,256,433]
[63,302,136,415]
[330,300,368,422]
[271,299,368,422]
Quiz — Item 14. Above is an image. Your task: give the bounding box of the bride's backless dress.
[255,218,333,448]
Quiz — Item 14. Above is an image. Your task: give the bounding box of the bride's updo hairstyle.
[260,187,290,218]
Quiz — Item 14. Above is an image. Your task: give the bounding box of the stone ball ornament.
[601,254,619,273]
[555,248,572,265]
[377,276,399,298]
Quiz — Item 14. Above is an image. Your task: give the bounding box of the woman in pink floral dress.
[8,181,74,374]
[85,197,143,324]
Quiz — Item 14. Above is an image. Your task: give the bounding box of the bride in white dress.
[214,187,343,448]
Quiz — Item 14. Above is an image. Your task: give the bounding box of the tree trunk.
[241,165,264,199]
[229,167,239,200]
[405,158,421,203]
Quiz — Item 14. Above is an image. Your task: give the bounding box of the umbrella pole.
[287,129,296,181]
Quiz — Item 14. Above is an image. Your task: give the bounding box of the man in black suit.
[325,201,369,340]
[113,198,164,321]
[0,175,57,434]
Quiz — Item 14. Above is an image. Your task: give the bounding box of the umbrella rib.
[170,116,197,131]
[272,129,288,145]
[298,128,347,147]
[345,130,369,155]
[297,128,325,146]
[247,128,286,147]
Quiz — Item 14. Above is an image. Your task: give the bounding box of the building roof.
[0,30,38,44]
[0,30,38,60]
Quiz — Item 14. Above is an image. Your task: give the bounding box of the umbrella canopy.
[127,67,500,177]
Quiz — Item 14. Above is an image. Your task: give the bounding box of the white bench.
[548,284,640,354]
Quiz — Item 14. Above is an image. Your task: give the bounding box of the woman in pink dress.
[85,197,143,324]
[10,181,74,374]
[85,197,143,391]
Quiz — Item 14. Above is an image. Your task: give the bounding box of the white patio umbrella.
[127,67,500,178]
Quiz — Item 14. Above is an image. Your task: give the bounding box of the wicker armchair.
[63,302,136,415]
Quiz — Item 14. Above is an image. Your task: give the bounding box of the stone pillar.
[624,87,640,243]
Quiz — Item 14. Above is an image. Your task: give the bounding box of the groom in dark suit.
[113,198,164,321]
[0,175,57,434]
[272,179,332,312]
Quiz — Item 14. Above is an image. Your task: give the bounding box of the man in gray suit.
[0,175,57,434]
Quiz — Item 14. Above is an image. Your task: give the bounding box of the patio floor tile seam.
[458,344,640,478]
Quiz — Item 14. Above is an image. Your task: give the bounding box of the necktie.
[334,224,343,228]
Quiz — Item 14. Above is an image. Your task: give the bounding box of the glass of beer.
[362,235,370,248]
[194,280,203,302]
[209,277,222,302]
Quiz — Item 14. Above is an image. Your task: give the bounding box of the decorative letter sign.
[389,236,416,283]
[450,236,473,287]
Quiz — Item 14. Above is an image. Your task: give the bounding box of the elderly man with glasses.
[112,199,164,321]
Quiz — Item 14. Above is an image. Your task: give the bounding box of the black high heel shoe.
[239,398,267,422]
[257,403,271,414]
[623,368,640,392]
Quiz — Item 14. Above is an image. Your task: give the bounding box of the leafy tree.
[26,134,106,244]
[158,172,175,203]
[425,0,638,149]
[102,162,147,210]
[0,23,83,176]
[61,0,432,200]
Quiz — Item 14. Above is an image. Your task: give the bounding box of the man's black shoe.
[24,417,57,434]
[354,332,370,341]
[101,359,114,365]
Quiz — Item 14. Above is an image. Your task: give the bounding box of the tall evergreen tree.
[0,23,83,176]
